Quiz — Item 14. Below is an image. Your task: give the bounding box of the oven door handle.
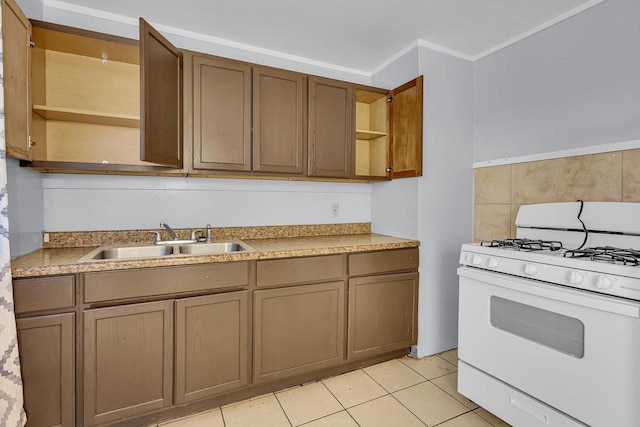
[458,267,640,318]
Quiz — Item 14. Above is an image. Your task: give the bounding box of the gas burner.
[481,238,563,252]
[564,246,640,266]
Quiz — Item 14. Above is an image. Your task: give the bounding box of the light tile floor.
[153,349,512,427]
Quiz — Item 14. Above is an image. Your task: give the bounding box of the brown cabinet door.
[2,0,32,160]
[140,18,182,168]
[83,301,173,426]
[254,281,345,383]
[175,291,249,403]
[348,272,418,360]
[308,77,354,178]
[253,67,306,174]
[192,56,252,171]
[17,313,74,427]
[387,76,423,178]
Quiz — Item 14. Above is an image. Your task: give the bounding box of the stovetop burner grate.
[481,238,563,252]
[564,246,640,266]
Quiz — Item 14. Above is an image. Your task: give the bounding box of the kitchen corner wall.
[474,149,640,241]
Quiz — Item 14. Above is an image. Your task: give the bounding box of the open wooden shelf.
[33,105,140,128]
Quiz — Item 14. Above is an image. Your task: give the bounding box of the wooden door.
[387,76,423,178]
[254,281,345,383]
[175,291,249,403]
[17,313,74,427]
[348,272,418,360]
[2,0,32,160]
[83,301,173,426]
[253,67,306,174]
[192,56,252,171]
[140,18,182,168]
[308,77,354,178]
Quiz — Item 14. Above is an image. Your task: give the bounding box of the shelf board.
[355,129,387,140]
[33,105,140,128]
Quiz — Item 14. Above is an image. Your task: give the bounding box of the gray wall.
[6,158,43,257]
[371,46,474,357]
[474,0,640,162]
[416,46,474,356]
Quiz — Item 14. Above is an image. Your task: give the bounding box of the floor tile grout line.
[430,409,475,427]
[220,405,227,427]
[387,391,430,427]
[273,392,295,427]
[430,373,480,410]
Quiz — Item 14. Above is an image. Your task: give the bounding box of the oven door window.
[490,296,584,358]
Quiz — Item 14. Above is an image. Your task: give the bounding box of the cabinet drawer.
[84,262,250,303]
[257,255,343,287]
[13,275,75,314]
[349,248,418,276]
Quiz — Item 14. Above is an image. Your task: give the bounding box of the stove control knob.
[472,255,484,266]
[567,271,584,285]
[523,264,538,276]
[488,257,499,268]
[596,275,613,290]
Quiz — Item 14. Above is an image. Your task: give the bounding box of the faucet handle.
[190,229,203,240]
[149,231,162,244]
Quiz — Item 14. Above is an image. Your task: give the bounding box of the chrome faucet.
[159,222,179,240]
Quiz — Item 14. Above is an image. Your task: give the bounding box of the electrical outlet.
[331,203,339,217]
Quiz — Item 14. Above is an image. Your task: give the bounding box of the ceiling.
[49,0,605,73]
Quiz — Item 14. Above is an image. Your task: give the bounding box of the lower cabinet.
[175,291,249,403]
[83,301,174,426]
[17,313,75,427]
[254,281,345,383]
[347,272,418,360]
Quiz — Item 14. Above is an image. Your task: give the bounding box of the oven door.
[458,266,640,427]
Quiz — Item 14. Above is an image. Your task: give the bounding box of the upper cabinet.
[2,0,32,161]
[253,67,306,175]
[189,53,306,176]
[355,76,423,179]
[191,55,252,171]
[16,16,182,170]
[140,19,183,168]
[308,76,354,178]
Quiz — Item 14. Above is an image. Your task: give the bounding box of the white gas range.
[457,202,640,427]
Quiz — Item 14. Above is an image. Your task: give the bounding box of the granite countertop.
[11,233,419,278]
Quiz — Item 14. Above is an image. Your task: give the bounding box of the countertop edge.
[11,236,420,278]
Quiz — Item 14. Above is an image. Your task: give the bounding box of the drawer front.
[84,262,250,303]
[257,255,343,287]
[13,275,75,314]
[349,248,418,276]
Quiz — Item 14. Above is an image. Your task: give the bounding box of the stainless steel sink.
[179,241,254,255]
[77,240,254,263]
[78,244,175,262]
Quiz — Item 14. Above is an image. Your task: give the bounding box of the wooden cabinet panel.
[140,18,183,168]
[348,272,418,360]
[388,76,423,178]
[84,261,249,303]
[308,77,353,178]
[254,281,345,383]
[193,56,252,171]
[17,313,74,427]
[253,67,306,174]
[2,0,32,160]
[256,254,343,288]
[175,291,249,403]
[83,301,173,426]
[13,275,74,315]
[349,248,419,276]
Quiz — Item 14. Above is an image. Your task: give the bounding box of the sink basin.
[77,240,254,263]
[179,241,254,255]
[78,244,174,262]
